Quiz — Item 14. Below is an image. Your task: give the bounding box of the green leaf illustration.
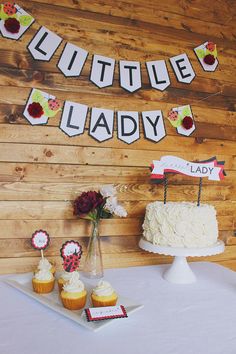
[31,90,44,104]
[195,48,205,59]
[181,106,191,117]
[19,15,33,27]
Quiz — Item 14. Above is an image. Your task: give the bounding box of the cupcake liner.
[91,294,118,307]
[32,278,55,294]
[61,292,87,310]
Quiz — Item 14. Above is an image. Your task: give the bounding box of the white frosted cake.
[142,202,218,248]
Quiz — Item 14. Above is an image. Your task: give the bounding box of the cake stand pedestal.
[139,238,225,284]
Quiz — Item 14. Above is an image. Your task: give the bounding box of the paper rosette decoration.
[167,105,195,137]
[194,41,218,72]
[31,230,50,250]
[60,240,83,272]
[0,3,34,40]
[23,88,61,125]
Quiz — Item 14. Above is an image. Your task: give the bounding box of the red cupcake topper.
[31,230,50,250]
[60,240,82,273]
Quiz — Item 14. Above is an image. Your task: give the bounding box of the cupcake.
[57,270,80,292]
[60,272,87,310]
[35,257,56,275]
[91,280,118,307]
[32,269,55,294]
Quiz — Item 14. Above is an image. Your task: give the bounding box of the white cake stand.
[139,238,225,284]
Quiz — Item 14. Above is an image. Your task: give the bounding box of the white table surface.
[0,262,236,354]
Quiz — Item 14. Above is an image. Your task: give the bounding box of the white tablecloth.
[0,262,235,354]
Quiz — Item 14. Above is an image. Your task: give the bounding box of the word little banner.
[0,3,219,93]
[151,156,226,181]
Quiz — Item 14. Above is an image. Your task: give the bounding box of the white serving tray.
[5,273,143,332]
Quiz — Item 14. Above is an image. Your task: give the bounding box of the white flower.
[114,204,127,218]
[105,196,118,213]
[100,184,117,198]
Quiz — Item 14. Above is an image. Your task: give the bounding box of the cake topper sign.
[151,156,225,181]
[150,156,226,206]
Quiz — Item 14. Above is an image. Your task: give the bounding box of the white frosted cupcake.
[35,258,56,275]
[32,269,55,294]
[91,280,118,307]
[60,272,87,310]
[57,271,80,292]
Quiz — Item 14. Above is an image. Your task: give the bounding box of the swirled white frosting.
[60,271,79,282]
[92,280,114,296]
[38,258,52,271]
[142,202,218,248]
[63,272,84,293]
[34,269,53,281]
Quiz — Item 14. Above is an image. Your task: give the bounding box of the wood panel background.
[0,0,235,274]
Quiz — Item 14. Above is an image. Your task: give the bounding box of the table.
[0,262,235,354]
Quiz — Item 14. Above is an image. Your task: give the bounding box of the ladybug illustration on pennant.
[60,240,82,272]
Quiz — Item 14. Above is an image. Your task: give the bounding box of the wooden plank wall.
[0,0,235,274]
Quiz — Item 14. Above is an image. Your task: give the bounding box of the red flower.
[203,54,215,65]
[73,191,105,217]
[4,18,20,34]
[206,42,215,52]
[27,102,44,118]
[182,116,193,130]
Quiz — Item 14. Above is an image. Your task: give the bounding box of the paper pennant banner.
[146,60,170,91]
[60,101,88,137]
[194,41,219,72]
[31,230,50,250]
[117,111,140,144]
[28,26,62,61]
[23,88,61,125]
[169,53,195,84]
[90,55,115,88]
[89,107,114,142]
[0,3,34,40]
[167,105,196,137]
[142,110,166,143]
[57,42,88,77]
[119,60,142,92]
[151,156,226,181]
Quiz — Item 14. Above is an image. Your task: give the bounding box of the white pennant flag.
[60,101,88,137]
[90,55,115,88]
[28,26,62,61]
[119,61,142,92]
[142,110,166,142]
[89,108,114,142]
[117,111,140,144]
[57,43,88,77]
[0,3,34,40]
[169,53,195,84]
[146,60,170,91]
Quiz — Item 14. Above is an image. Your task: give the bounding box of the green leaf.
[181,106,191,117]
[19,15,33,27]
[31,90,44,104]
[100,209,113,219]
[195,48,205,59]
[168,115,182,128]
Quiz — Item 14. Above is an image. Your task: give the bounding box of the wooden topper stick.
[197,177,203,206]
[164,173,168,204]
[41,249,44,259]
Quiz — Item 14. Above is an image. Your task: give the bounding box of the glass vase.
[83,220,104,279]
